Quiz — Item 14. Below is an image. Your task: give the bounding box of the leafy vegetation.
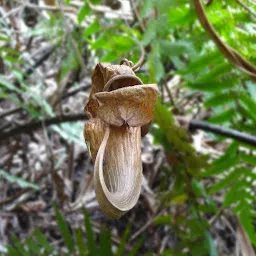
[1,0,256,255]
[5,206,141,256]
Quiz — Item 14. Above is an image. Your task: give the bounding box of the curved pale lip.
[103,74,143,91]
[94,125,142,214]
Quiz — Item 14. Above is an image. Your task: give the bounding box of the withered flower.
[84,63,158,219]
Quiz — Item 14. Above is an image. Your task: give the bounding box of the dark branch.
[24,47,55,78]
[62,84,91,99]
[0,113,87,142]
[0,107,22,119]
[189,120,256,147]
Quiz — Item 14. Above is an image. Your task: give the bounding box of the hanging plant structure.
[84,63,158,219]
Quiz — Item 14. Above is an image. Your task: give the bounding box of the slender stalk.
[194,0,256,79]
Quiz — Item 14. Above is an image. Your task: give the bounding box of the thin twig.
[0,169,50,207]
[209,208,224,226]
[129,0,146,32]
[163,80,175,105]
[120,17,146,71]
[131,42,145,71]
[5,46,55,92]
[130,208,164,241]
[189,120,256,147]
[62,84,91,99]
[23,46,56,80]
[2,6,21,18]
[0,107,22,119]
[236,0,256,18]
[0,113,87,142]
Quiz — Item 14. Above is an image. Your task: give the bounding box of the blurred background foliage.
[1,0,256,255]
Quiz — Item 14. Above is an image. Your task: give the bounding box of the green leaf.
[239,207,256,246]
[0,46,20,56]
[90,0,102,4]
[33,228,53,253]
[3,55,24,64]
[0,34,10,42]
[239,92,256,122]
[78,2,91,24]
[240,152,256,166]
[160,39,197,59]
[5,245,19,256]
[74,228,87,256]
[187,79,237,92]
[53,204,75,252]
[83,208,96,256]
[0,75,20,92]
[191,179,217,212]
[179,51,223,76]
[91,33,111,49]
[204,231,219,256]
[128,237,144,256]
[168,5,196,26]
[139,0,155,17]
[149,41,164,82]
[237,104,256,126]
[223,180,244,208]
[191,179,206,197]
[154,100,207,170]
[187,218,206,238]
[246,80,256,98]
[197,62,233,82]
[101,50,118,62]
[0,169,39,190]
[83,19,100,38]
[156,0,187,12]
[208,167,244,194]
[205,92,236,107]
[116,226,130,256]
[11,234,30,256]
[155,15,170,37]
[99,227,112,256]
[153,215,172,225]
[25,237,41,255]
[202,154,240,177]
[142,20,157,45]
[208,109,235,123]
[51,123,85,146]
